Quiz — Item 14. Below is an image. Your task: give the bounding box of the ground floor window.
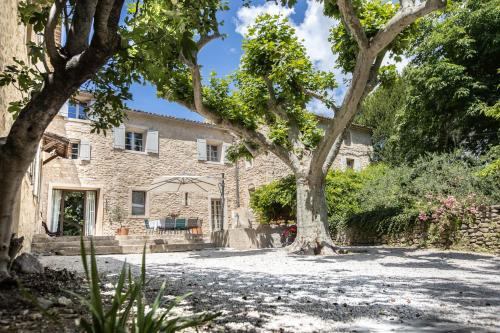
[131,191,146,216]
[211,198,222,230]
[49,189,97,236]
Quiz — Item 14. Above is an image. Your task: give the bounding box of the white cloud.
[234,2,295,36]
[234,0,347,114]
[382,53,411,73]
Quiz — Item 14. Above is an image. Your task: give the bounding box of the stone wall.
[0,0,41,252]
[211,225,287,249]
[333,205,500,253]
[41,111,239,236]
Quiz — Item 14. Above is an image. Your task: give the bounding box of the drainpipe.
[235,162,240,207]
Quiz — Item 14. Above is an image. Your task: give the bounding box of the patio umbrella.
[148,175,220,194]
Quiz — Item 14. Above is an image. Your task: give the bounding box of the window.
[346,158,355,169]
[211,198,222,230]
[71,142,79,159]
[184,192,189,206]
[125,132,144,152]
[68,101,89,120]
[131,191,146,216]
[245,158,254,169]
[344,131,352,146]
[207,144,219,162]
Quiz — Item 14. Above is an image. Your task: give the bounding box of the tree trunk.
[287,174,337,255]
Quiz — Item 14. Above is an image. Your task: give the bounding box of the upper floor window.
[125,131,144,152]
[68,101,89,120]
[70,142,80,159]
[207,144,219,162]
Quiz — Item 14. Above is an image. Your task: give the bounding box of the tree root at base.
[286,237,339,255]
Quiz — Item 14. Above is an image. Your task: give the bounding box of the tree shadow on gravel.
[122,248,500,333]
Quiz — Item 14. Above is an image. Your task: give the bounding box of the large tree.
[0,0,128,277]
[358,0,500,164]
[130,0,446,254]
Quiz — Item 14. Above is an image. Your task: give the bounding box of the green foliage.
[329,0,418,73]
[251,150,499,241]
[76,238,219,333]
[358,0,500,164]
[250,175,296,223]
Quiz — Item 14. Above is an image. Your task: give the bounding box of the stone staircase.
[31,234,215,256]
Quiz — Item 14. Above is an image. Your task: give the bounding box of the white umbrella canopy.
[148,175,220,194]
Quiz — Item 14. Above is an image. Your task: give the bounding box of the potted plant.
[110,206,128,235]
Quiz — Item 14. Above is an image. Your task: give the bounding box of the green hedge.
[250,150,500,238]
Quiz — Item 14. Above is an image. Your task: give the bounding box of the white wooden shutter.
[354,159,361,171]
[80,140,91,160]
[113,124,125,149]
[340,156,347,171]
[86,99,97,121]
[222,143,231,164]
[32,145,41,196]
[146,130,159,154]
[58,101,68,117]
[197,139,207,161]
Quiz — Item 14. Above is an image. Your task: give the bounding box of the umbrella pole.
[221,173,225,230]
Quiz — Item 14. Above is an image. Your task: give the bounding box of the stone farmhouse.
[0,0,372,252]
[39,94,372,240]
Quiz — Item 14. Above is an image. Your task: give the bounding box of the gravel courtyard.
[40,247,500,332]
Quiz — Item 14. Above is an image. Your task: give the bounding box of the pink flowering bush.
[417,193,483,247]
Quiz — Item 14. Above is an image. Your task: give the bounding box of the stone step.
[34,245,124,256]
[32,240,120,251]
[149,243,215,253]
[32,235,115,243]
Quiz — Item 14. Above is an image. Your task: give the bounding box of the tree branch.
[337,0,369,50]
[91,0,115,48]
[44,0,66,68]
[66,0,98,56]
[197,32,222,50]
[302,88,339,113]
[370,0,446,53]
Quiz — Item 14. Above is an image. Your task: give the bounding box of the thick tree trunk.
[0,80,70,277]
[287,174,337,255]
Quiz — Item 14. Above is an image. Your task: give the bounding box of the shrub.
[75,238,219,332]
[250,150,499,244]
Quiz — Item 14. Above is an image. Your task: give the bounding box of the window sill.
[124,149,147,155]
[63,117,92,124]
[128,215,149,219]
[202,160,224,165]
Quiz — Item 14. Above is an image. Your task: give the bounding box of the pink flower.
[418,212,429,222]
[443,196,457,209]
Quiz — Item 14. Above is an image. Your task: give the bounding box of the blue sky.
[124,0,405,122]
[124,0,335,122]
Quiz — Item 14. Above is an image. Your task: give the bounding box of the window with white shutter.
[222,143,231,164]
[79,140,91,161]
[113,124,126,149]
[197,139,207,161]
[58,101,69,118]
[145,130,159,154]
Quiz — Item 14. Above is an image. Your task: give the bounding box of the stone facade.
[333,205,500,253]
[0,0,42,252]
[40,109,373,237]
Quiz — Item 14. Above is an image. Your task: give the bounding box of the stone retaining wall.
[333,205,500,253]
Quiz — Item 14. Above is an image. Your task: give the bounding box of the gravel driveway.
[40,247,500,332]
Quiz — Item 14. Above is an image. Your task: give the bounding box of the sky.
[124,0,403,122]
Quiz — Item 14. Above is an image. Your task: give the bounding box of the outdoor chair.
[175,218,187,230]
[144,219,154,234]
[165,217,175,230]
[187,218,200,234]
